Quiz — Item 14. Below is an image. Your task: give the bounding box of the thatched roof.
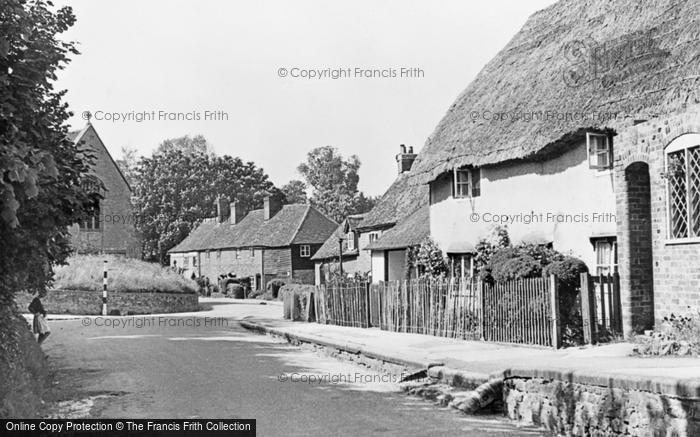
[168,204,337,253]
[364,205,430,251]
[357,172,428,231]
[311,214,366,261]
[410,0,700,182]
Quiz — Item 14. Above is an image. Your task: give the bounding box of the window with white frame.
[346,231,355,251]
[587,132,612,169]
[235,249,240,259]
[666,136,700,240]
[594,239,617,275]
[192,256,197,267]
[453,167,481,198]
[300,245,311,257]
[368,232,379,243]
[250,248,255,258]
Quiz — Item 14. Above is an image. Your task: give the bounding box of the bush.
[633,312,700,356]
[53,255,197,294]
[542,257,588,291]
[266,279,287,299]
[281,284,316,321]
[481,247,542,283]
[492,254,541,282]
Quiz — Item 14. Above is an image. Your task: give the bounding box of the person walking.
[28,292,51,344]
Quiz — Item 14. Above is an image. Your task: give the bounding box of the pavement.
[41,297,545,436]
[239,307,700,399]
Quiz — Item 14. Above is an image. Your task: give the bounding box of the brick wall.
[614,106,700,332]
[15,289,198,315]
[69,125,138,256]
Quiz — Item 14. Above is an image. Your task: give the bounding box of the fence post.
[612,271,622,334]
[102,260,108,316]
[549,274,561,348]
[478,280,485,341]
[579,273,595,345]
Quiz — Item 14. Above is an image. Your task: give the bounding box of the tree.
[156,134,212,156]
[133,142,279,263]
[280,180,308,204]
[115,146,138,186]
[297,146,374,222]
[0,1,95,303]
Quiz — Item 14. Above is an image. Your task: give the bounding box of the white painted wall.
[371,251,385,283]
[430,142,616,270]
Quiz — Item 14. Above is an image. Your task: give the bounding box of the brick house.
[406,0,700,334]
[168,196,337,289]
[68,122,137,255]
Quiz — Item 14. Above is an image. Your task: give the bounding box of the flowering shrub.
[633,311,700,357]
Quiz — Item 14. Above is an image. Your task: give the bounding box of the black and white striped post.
[102,260,108,316]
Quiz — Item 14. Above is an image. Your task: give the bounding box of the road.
[41,300,546,436]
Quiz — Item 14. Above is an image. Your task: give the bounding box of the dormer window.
[346,231,355,251]
[453,167,481,198]
[587,132,612,169]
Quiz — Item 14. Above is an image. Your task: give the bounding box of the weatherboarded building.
[408,0,700,333]
[168,196,337,289]
[68,123,137,256]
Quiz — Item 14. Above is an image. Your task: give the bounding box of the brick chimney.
[230,200,246,225]
[215,195,230,223]
[396,144,417,174]
[263,195,283,221]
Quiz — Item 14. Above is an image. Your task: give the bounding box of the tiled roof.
[168,204,336,253]
[311,214,366,261]
[364,205,430,251]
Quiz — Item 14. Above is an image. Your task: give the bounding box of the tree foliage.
[280,180,308,204]
[133,142,279,263]
[0,1,95,302]
[297,146,375,222]
[410,237,449,278]
[115,145,138,187]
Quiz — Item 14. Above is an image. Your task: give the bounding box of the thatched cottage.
[356,146,430,283]
[168,196,337,289]
[311,214,369,284]
[68,122,138,256]
[408,0,700,334]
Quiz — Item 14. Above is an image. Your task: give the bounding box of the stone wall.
[15,289,199,316]
[504,376,700,437]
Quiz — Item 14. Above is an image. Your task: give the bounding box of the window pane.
[688,146,700,237]
[668,150,688,238]
[471,169,481,197]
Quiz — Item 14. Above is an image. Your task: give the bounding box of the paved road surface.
[42,301,546,436]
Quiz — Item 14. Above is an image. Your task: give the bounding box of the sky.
[55,0,556,196]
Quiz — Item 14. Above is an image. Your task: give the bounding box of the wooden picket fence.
[314,281,370,328]
[481,276,556,346]
[580,272,622,344]
[314,275,561,347]
[371,277,481,340]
